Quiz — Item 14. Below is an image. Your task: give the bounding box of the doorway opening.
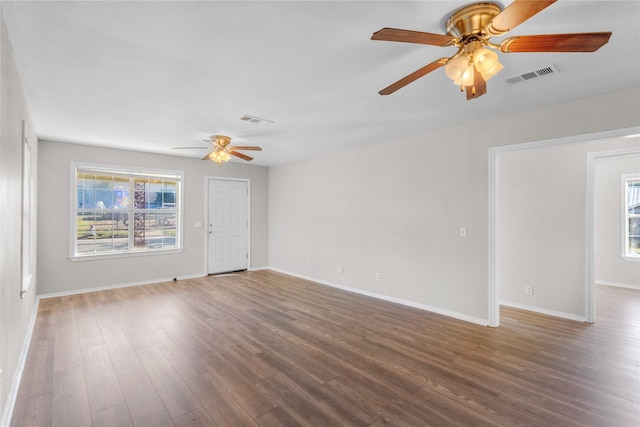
[488,126,640,327]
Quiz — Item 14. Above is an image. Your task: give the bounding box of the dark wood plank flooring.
[11,270,640,426]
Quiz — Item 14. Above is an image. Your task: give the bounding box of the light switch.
[460,227,467,237]
[195,221,202,228]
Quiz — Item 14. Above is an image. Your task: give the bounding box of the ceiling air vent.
[504,64,559,85]
[240,114,274,124]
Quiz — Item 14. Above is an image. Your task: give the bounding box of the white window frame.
[622,173,640,261]
[69,162,184,261]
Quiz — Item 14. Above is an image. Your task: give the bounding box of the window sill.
[69,247,183,262]
[621,254,640,262]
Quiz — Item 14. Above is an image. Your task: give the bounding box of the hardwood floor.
[11,270,640,426]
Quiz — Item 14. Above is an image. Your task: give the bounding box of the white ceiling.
[3,1,639,166]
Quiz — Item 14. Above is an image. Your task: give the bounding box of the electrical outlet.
[525,286,534,296]
[337,265,344,273]
[375,272,381,281]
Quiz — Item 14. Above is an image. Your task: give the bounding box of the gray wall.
[595,154,640,287]
[37,140,269,295]
[0,13,39,424]
[269,88,640,323]
[499,139,640,318]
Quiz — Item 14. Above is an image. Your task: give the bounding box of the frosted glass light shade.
[473,48,503,80]
[209,150,231,165]
[445,55,470,82]
[453,65,474,86]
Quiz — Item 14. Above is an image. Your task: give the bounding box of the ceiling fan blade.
[500,32,612,53]
[202,151,214,160]
[229,151,253,161]
[228,146,262,151]
[371,28,455,46]
[379,58,448,95]
[487,0,557,36]
[466,65,487,100]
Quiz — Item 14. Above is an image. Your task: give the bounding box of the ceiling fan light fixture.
[445,54,472,83]
[472,48,503,80]
[446,46,503,89]
[453,65,475,87]
[481,60,503,81]
[208,149,231,166]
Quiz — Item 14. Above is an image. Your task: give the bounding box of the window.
[71,163,183,260]
[624,174,640,259]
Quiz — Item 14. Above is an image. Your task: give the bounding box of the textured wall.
[595,154,640,287]
[499,138,640,317]
[0,12,39,424]
[269,88,640,323]
[37,141,269,295]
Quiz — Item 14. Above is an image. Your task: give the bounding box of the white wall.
[595,154,640,288]
[499,139,640,318]
[0,12,39,425]
[37,140,269,295]
[269,87,640,324]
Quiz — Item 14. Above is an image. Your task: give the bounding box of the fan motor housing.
[446,2,501,40]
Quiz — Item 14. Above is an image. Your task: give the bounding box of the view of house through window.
[625,174,640,258]
[72,164,182,258]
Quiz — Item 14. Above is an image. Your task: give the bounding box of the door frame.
[488,126,640,327]
[203,176,251,275]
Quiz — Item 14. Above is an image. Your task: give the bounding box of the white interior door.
[207,179,249,274]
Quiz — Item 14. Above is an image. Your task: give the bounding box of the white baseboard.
[267,267,489,327]
[596,280,640,290]
[1,298,40,427]
[500,300,587,322]
[37,273,205,300]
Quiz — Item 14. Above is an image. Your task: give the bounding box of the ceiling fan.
[173,135,262,166]
[371,0,612,100]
